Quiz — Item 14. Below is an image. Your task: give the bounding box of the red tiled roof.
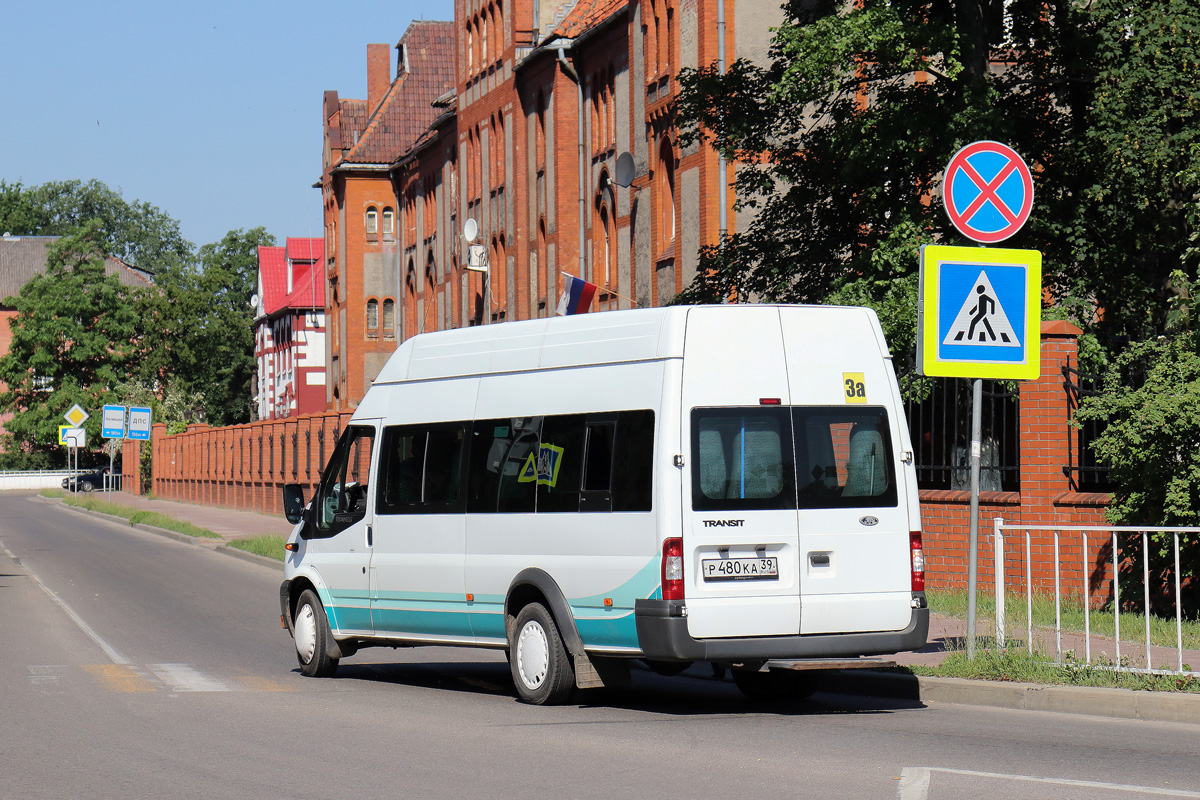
[285,237,324,263]
[342,20,456,165]
[554,0,627,38]
[258,245,288,317]
[280,261,326,311]
[260,241,327,317]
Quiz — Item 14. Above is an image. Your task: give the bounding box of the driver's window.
[313,425,376,537]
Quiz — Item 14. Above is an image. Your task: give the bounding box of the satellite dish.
[614,151,635,188]
[463,218,479,243]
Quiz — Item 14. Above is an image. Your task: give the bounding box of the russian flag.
[555,274,598,316]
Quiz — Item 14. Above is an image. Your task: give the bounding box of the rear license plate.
[701,557,779,581]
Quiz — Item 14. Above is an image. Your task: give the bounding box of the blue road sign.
[944,141,1034,244]
[102,405,127,439]
[918,245,1042,380]
[128,406,153,441]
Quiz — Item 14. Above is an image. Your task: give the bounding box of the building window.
[382,207,394,239]
[366,207,379,239]
[367,299,379,338]
[383,299,395,338]
[658,137,676,252]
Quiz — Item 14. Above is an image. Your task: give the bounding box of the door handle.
[366,525,373,547]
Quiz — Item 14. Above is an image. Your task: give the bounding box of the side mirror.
[283,484,307,525]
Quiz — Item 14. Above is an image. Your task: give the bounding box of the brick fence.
[143,410,355,519]
[138,320,1113,597]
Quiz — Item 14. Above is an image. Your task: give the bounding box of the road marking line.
[148,663,230,692]
[82,664,156,693]
[28,665,67,686]
[898,767,1200,798]
[897,768,930,800]
[0,539,130,665]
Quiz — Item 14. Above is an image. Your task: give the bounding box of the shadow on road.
[303,656,928,717]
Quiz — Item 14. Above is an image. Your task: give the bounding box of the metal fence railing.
[993,519,1200,677]
[905,378,1020,492]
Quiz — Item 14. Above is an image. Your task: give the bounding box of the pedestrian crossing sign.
[917,244,1042,380]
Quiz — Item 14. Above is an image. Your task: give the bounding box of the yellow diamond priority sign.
[63,404,89,427]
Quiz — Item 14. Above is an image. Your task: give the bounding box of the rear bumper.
[634,598,929,662]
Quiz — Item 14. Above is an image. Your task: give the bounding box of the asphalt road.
[2,494,1198,800]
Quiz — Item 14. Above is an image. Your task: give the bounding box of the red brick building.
[253,238,326,420]
[389,0,782,344]
[320,22,457,409]
[320,1,781,408]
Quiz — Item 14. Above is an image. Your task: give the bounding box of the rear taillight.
[910,531,925,592]
[662,537,685,601]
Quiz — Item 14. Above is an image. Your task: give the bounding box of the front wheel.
[80,480,94,493]
[293,589,339,677]
[509,603,575,705]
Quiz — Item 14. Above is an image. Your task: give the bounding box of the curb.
[824,669,1200,725]
[37,495,284,571]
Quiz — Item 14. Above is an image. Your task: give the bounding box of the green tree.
[140,227,274,426]
[0,222,147,462]
[1077,333,1200,527]
[672,0,1200,344]
[0,178,192,276]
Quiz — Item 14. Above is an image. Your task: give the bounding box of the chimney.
[367,43,391,115]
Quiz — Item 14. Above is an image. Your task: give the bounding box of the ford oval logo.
[859,516,879,527]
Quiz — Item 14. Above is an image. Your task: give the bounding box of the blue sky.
[2,0,454,250]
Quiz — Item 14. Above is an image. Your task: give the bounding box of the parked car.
[62,466,112,493]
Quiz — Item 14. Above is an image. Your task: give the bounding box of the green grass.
[40,489,217,538]
[928,588,1200,651]
[227,535,287,561]
[906,641,1200,693]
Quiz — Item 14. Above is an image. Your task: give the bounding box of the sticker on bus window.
[843,372,867,403]
[518,443,565,487]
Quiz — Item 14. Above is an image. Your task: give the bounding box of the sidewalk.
[104,490,295,541]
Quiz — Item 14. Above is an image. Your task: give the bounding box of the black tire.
[732,668,817,701]
[509,603,575,705]
[80,481,94,493]
[293,589,339,677]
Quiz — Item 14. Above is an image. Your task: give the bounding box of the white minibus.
[280,305,928,704]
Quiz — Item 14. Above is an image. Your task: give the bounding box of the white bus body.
[280,305,928,703]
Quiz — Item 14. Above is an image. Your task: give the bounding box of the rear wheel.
[732,668,817,701]
[509,603,575,705]
[294,589,339,677]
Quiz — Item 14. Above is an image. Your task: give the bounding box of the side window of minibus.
[312,425,376,537]
[537,414,586,512]
[467,417,541,513]
[378,424,466,514]
[612,409,654,512]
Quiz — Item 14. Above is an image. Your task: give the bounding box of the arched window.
[366,299,379,337]
[467,22,474,73]
[383,299,395,338]
[382,207,394,238]
[365,206,378,238]
[658,138,676,251]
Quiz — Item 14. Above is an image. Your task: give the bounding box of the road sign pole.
[966,377,983,660]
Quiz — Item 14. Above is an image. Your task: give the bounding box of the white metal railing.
[993,519,1199,677]
[0,470,123,491]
